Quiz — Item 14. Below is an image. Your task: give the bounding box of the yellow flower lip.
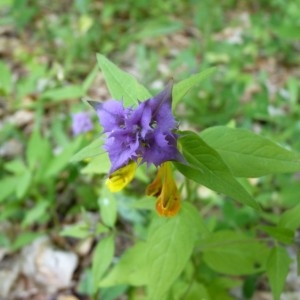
[106,160,181,217]
[145,165,164,197]
[106,161,137,192]
[156,195,180,217]
[146,162,181,217]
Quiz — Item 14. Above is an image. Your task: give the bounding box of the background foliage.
[1,0,300,299]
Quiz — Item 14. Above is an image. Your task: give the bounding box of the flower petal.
[152,162,181,217]
[90,82,183,174]
[106,161,137,192]
[72,112,93,136]
[96,100,127,132]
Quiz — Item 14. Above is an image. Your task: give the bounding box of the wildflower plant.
[71,54,300,300]
[72,112,93,136]
[88,81,183,216]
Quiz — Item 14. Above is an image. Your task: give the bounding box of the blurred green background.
[1,0,300,299]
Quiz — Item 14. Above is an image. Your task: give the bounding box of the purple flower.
[72,112,93,136]
[89,82,183,173]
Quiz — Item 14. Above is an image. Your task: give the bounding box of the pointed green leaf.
[96,53,151,107]
[26,130,43,170]
[171,281,210,300]
[135,19,183,40]
[278,202,300,231]
[147,203,200,299]
[41,85,83,101]
[60,223,92,239]
[16,170,32,199]
[258,226,294,244]
[71,138,104,162]
[130,196,156,211]
[45,138,82,178]
[21,202,50,227]
[92,234,115,293]
[81,153,110,175]
[98,186,117,227]
[175,131,259,209]
[201,230,269,275]
[200,126,300,177]
[26,130,53,179]
[11,232,43,251]
[184,282,211,300]
[266,246,291,300]
[0,176,19,202]
[4,159,27,174]
[100,242,148,287]
[173,67,216,107]
[0,61,12,94]
[34,136,53,180]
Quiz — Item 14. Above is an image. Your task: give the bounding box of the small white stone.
[21,236,78,293]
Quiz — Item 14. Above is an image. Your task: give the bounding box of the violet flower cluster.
[72,112,93,136]
[89,83,182,173]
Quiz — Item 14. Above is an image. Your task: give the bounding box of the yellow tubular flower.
[145,165,164,197]
[146,162,181,217]
[106,161,137,192]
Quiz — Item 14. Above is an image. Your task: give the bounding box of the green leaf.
[135,19,183,40]
[26,130,43,170]
[11,232,43,251]
[175,131,259,209]
[200,126,300,177]
[258,225,294,244]
[266,246,291,300]
[71,138,104,162]
[278,202,300,231]
[0,176,19,202]
[201,230,269,275]
[0,61,12,95]
[98,186,117,227]
[16,169,32,199]
[4,159,27,174]
[183,282,211,300]
[130,196,156,211]
[21,202,50,227]
[100,285,128,300]
[82,65,98,93]
[45,138,82,178]
[171,281,210,300]
[96,53,152,107]
[77,269,94,295]
[60,223,93,239]
[41,85,83,101]
[25,131,53,180]
[100,242,148,287]
[92,234,115,293]
[81,153,110,175]
[35,139,53,180]
[146,202,200,299]
[173,67,216,108]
